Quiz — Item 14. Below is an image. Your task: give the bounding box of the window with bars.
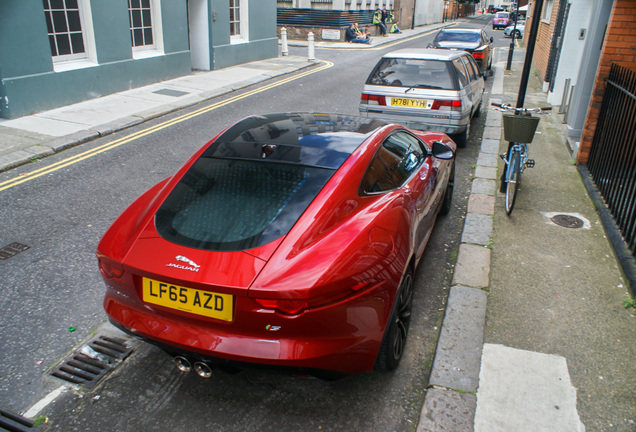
[230,0,240,36]
[43,0,86,59]
[128,0,154,48]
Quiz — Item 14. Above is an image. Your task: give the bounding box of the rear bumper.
[103,283,391,374]
[359,106,468,134]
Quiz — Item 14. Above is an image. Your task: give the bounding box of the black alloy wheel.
[439,163,455,216]
[376,268,414,370]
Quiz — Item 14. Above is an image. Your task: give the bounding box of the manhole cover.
[550,214,584,229]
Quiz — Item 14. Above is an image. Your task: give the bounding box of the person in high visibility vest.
[387,10,402,33]
[373,9,387,36]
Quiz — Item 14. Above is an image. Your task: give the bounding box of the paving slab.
[429,285,487,393]
[452,244,491,288]
[417,388,477,432]
[476,153,499,169]
[467,194,495,215]
[480,139,500,154]
[471,177,496,196]
[474,166,497,180]
[482,126,501,141]
[474,344,585,432]
[461,213,493,246]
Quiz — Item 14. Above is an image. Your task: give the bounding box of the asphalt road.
[0,16,498,431]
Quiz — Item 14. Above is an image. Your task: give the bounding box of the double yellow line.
[0,60,334,193]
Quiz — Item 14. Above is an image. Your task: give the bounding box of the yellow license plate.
[142,277,233,322]
[391,98,428,108]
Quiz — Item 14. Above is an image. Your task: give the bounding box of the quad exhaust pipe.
[193,361,213,378]
[174,356,191,373]
[174,356,214,378]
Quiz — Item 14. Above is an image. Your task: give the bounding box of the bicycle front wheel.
[505,150,521,215]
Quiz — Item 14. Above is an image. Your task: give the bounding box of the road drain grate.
[0,243,30,261]
[50,335,133,387]
[0,408,39,432]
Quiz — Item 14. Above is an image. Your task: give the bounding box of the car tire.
[514,29,521,38]
[375,266,414,371]
[439,163,455,216]
[474,99,483,118]
[453,126,469,148]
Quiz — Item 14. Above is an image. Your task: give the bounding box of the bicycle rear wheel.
[505,149,521,215]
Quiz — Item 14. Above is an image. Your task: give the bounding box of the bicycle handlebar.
[491,102,552,113]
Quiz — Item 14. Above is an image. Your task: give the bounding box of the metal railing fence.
[587,63,636,256]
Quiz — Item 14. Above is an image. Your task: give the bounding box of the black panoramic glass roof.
[155,113,386,252]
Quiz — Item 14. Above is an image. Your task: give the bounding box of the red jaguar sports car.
[97,113,455,377]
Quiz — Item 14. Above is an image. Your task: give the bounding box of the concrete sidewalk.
[418,46,636,431]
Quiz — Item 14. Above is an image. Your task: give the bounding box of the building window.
[230,0,248,42]
[43,0,87,60]
[128,0,154,48]
[230,0,241,36]
[542,0,554,23]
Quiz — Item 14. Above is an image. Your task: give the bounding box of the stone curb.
[417,63,505,432]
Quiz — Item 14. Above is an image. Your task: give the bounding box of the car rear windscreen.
[435,31,481,43]
[366,58,458,90]
[155,158,334,252]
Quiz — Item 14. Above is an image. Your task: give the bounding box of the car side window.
[452,58,469,87]
[360,132,425,194]
[466,55,482,78]
[461,56,477,81]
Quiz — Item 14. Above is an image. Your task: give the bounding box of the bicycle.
[491,102,552,215]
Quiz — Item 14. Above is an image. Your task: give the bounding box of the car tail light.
[472,50,484,60]
[253,281,378,315]
[97,254,124,279]
[360,93,387,106]
[431,99,462,112]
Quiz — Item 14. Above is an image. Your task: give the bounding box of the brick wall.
[526,0,561,82]
[577,0,636,163]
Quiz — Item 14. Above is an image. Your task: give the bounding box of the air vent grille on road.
[50,335,133,388]
[0,408,39,432]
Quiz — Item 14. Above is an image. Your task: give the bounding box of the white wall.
[547,0,594,105]
[414,0,443,25]
[188,0,210,70]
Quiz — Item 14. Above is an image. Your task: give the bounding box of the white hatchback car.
[359,49,484,147]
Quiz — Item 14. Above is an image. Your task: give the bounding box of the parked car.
[504,20,526,38]
[359,48,484,147]
[97,112,456,378]
[430,28,494,76]
[493,11,511,29]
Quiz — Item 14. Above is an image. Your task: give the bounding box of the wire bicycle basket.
[502,113,541,143]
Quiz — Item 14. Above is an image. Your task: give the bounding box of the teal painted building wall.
[0,0,277,119]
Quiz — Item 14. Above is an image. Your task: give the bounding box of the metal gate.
[587,63,636,256]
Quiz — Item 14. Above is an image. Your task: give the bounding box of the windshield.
[156,158,334,251]
[366,58,458,90]
[435,31,480,43]
[496,12,509,17]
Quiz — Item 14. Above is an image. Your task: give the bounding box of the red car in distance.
[97,113,456,378]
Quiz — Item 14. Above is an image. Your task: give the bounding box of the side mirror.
[432,141,454,160]
[490,37,494,43]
